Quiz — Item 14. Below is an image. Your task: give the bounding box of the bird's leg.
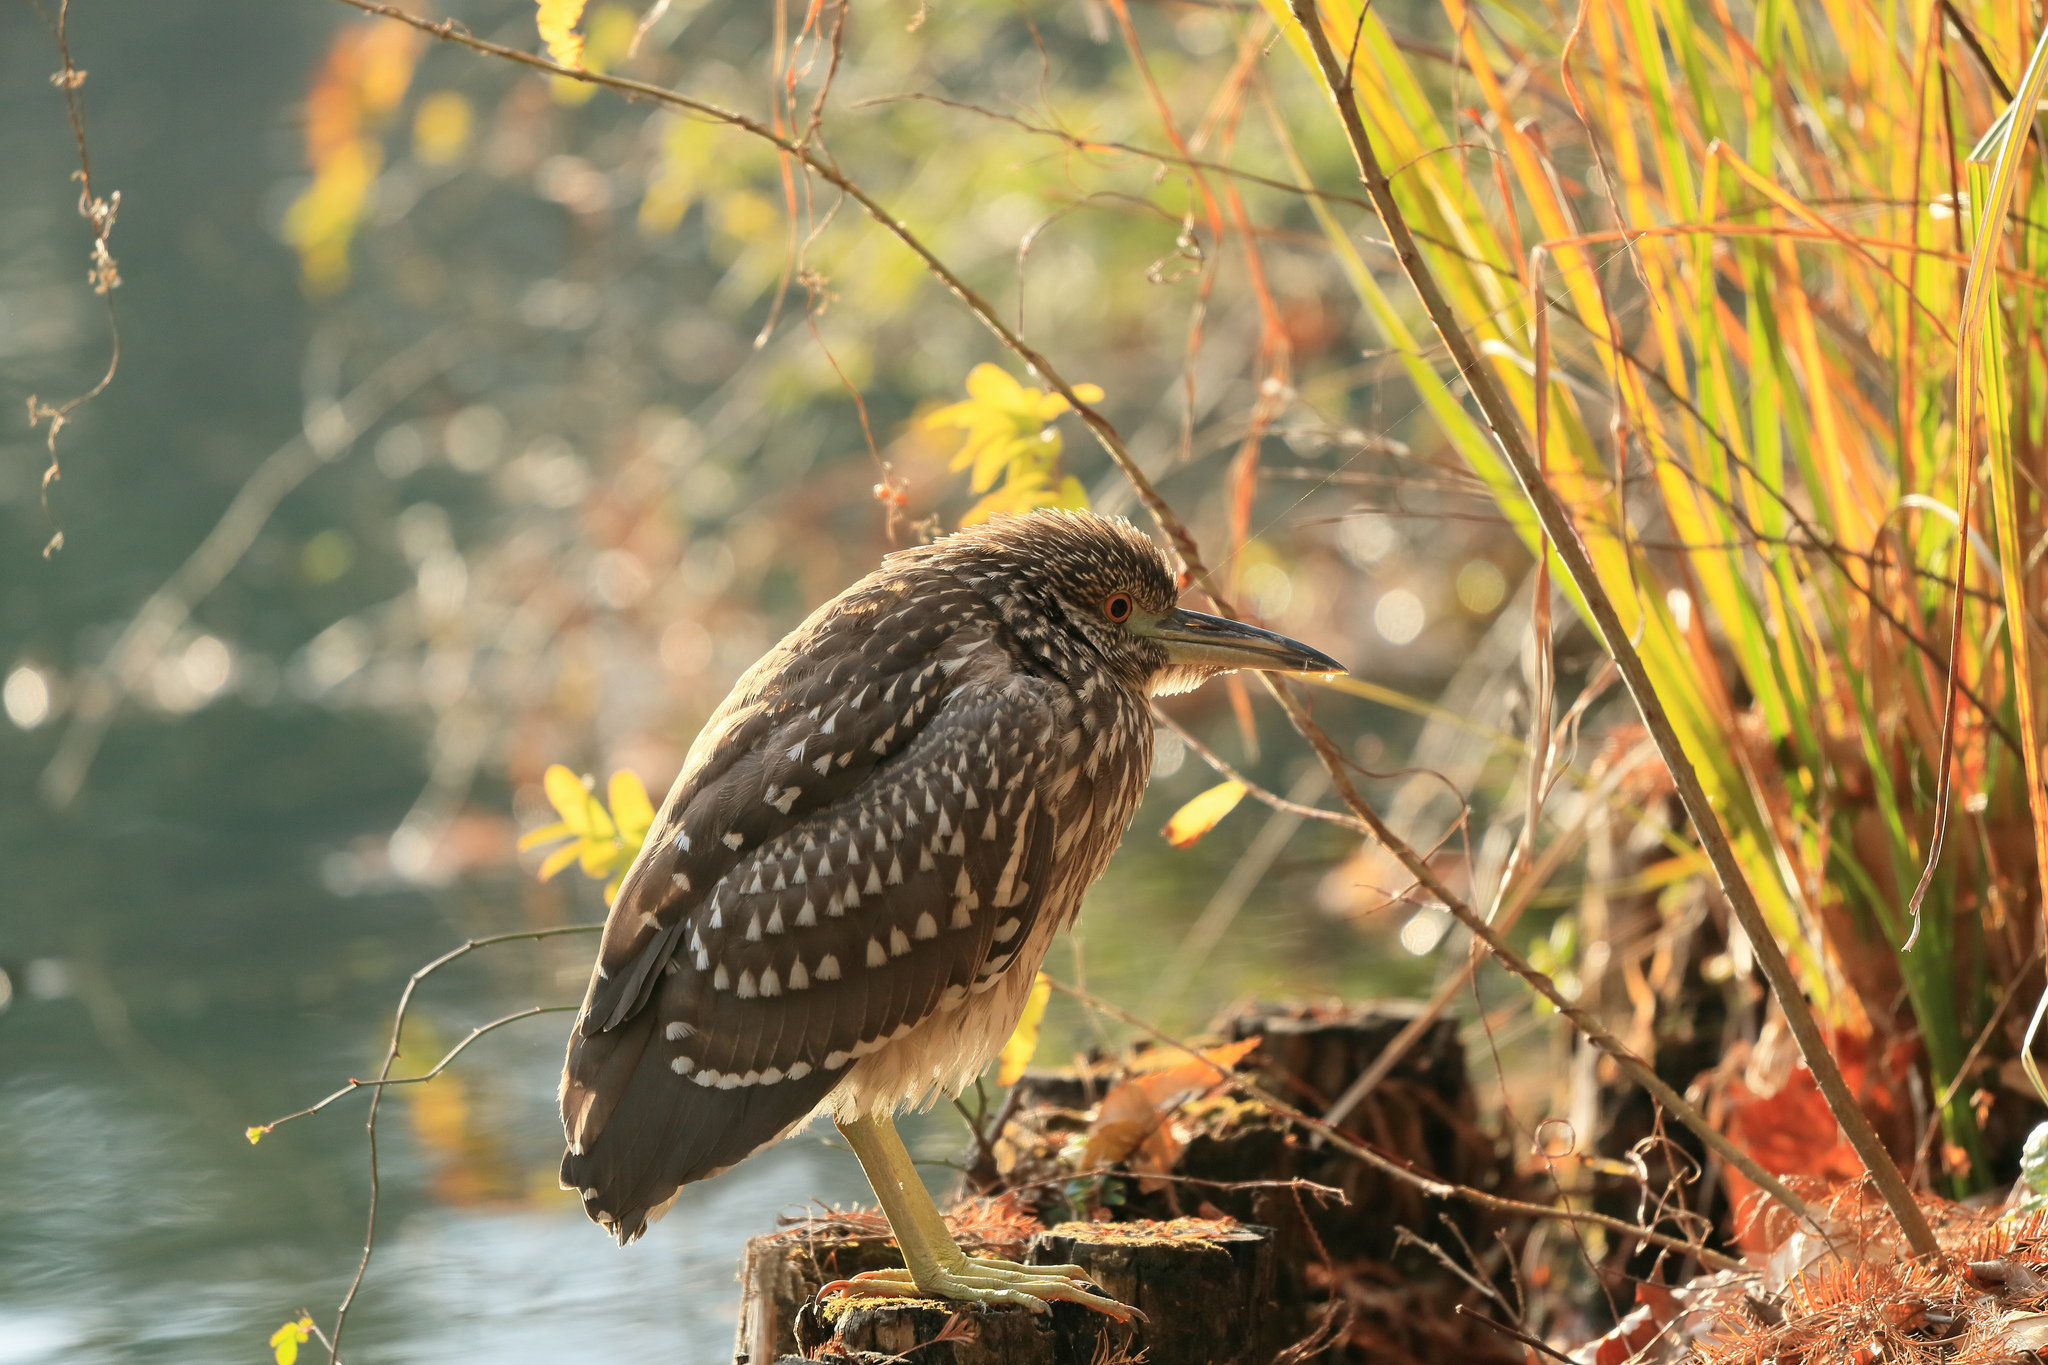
[821,1113,1138,1321]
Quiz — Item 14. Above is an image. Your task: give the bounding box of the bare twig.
[320,0,1213,581]
[1321,740,1657,1133]
[24,0,122,558]
[1044,978,1746,1272]
[1283,0,1935,1258]
[1454,1304,1577,1363]
[1152,708,1366,834]
[251,1005,576,1139]
[294,923,600,1363]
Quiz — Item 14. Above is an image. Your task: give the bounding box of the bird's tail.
[559,1007,838,1244]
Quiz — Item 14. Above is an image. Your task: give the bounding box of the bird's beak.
[1138,607,1347,676]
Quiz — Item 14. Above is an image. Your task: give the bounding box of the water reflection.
[0,5,1445,1361]
[0,1063,879,1364]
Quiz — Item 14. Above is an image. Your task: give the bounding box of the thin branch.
[1455,1304,1578,1363]
[1044,977,1746,1273]
[309,923,600,1362]
[1254,670,1816,1238]
[321,0,1211,581]
[1320,739,1656,1133]
[24,0,122,558]
[1151,708,1366,834]
[251,1004,576,1139]
[1283,0,1936,1258]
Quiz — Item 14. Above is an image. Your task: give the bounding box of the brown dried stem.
[322,0,1211,582]
[310,923,600,1363]
[1044,978,1745,1273]
[1284,0,1935,1257]
[320,0,1870,1274]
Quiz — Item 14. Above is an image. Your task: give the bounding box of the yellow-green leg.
[823,1113,1137,1320]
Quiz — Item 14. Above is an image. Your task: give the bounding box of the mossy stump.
[736,1216,1282,1364]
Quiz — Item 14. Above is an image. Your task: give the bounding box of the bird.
[558,508,1344,1316]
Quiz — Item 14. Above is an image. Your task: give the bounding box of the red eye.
[1104,592,1133,622]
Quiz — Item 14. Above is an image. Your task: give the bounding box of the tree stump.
[736,1216,1281,1364]
[963,999,1528,1362]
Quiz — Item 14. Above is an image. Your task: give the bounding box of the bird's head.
[935,510,1347,697]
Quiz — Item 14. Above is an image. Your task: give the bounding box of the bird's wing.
[559,667,1064,1243]
[575,566,996,1040]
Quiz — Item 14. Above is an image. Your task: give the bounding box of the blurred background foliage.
[8,0,2045,1357]
[0,1,1530,1359]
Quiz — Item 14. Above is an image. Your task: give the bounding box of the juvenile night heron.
[559,509,1343,1315]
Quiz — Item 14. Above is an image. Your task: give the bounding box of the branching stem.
[1283,0,1935,1256]
[1046,978,1746,1272]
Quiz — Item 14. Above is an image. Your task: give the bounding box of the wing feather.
[575,569,992,1037]
[560,663,1065,1242]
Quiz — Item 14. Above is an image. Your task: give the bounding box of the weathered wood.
[1024,1218,1282,1363]
[962,999,1525,1361]
[737,999,1527,1362]
[733,1207,1034,1363]
[740,1217,1281,1364]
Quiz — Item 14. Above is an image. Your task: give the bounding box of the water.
[0,6,1425,1362]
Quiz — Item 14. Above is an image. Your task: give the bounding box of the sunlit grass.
[1266,0,2048,1188]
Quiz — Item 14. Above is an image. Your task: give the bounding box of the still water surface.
[0,6,1413,1362]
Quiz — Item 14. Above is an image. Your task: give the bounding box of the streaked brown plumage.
[558,509,1341,1309]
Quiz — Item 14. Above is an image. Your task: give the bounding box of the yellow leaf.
[516,820,573,851]
[412,90,472,165]
[577,838,619,879]
[537,842,583,881]
[925,397,983,431]
[1162,781,1248,849]
[357,24,421,114]
[535,0,587,67]
[964,362,1025,409]
[246,1125,267,1144]
[582,3,638,68]
[1052,475,1089,510]
[970,434,1029,493]
[269,1317,313,1365]
[543,765,613,837]
[946,429,998,476]
[282,138,382,294]
[998,974,1052,1085]
[608,770,655,844]
[963,473,1051,527]
[1033,382,1103,422]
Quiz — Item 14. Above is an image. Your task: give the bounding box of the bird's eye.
[1103,592,1133,623]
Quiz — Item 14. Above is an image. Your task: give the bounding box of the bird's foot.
[817,1255,1141,1322]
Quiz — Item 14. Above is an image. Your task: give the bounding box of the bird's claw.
[817,1255,1142,1322]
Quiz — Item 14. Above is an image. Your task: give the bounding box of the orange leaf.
[1162,781,1247,849]
[1720,1028,1919,1253]
[1081,1038,1260,1177]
